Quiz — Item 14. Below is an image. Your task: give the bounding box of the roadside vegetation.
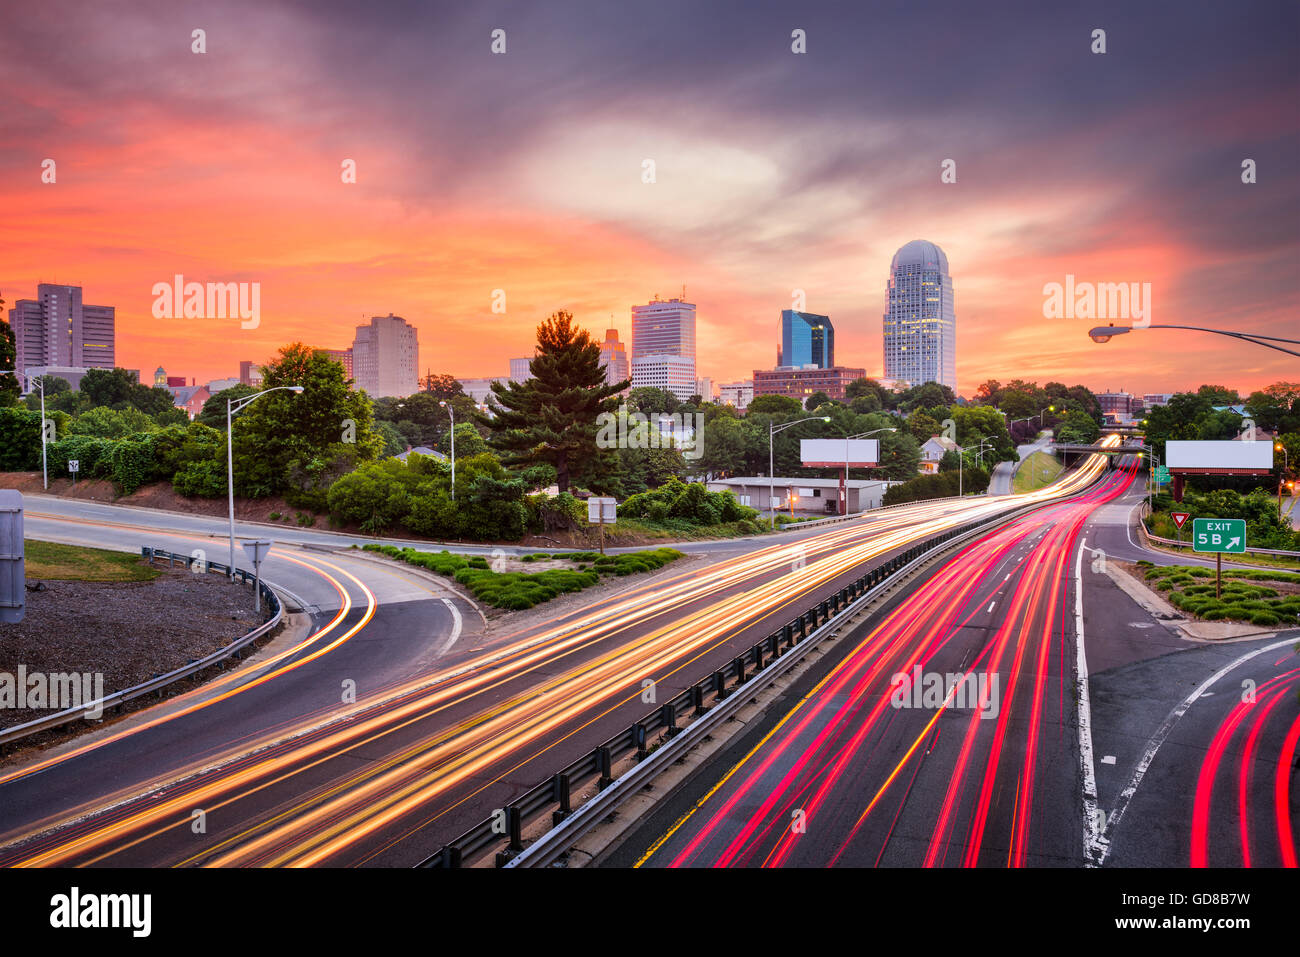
[361,544,683,609]
[1012,451,1064,494]
[1138,561,1300,627]
[24,540,160,582]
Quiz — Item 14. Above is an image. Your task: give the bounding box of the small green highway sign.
[1153,465,1170,484]
[1192,518,1246,554]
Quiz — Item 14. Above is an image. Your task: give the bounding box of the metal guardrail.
[417,497,1053,869]
[1142,528,1300,559]
[0,547,283,749]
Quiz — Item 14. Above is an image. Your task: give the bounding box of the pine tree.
[487,311,629,492]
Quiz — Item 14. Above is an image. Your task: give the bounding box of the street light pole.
[1088,323,1300,358]
[1277,443,1290,517]
[226,385,303,576]
[440,400,456,500]
[841,427,897,515]
[768,415,831,530]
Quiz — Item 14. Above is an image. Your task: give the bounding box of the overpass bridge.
[1054,442,1146,455]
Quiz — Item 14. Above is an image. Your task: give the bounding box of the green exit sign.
[1153,466,1170,483]
[1192,518,1246,554]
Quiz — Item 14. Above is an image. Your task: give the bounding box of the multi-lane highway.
[613,450,1300,868]
[1,465,1109,867]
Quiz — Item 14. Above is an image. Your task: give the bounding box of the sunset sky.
[2,0,1297,396]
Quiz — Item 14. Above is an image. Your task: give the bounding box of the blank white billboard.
[1165,440,1273,471]
[801,438,880,467]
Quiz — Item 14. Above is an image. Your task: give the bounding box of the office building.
[9,284,115,378]
[350,314,418,398]
[1098,391,1140,424]
[753,366,866,405]
[695,377,714,401]
[779,311,834,368]
[718,380,754,410]
[597,329,629,391]
[631,355,695,401]
[631,297,696,400]
[882,240,956,393]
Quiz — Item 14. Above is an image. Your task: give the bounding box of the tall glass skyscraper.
[779,310,834,368]
[882,240,956,392]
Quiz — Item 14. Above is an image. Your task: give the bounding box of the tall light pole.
[227,385,303,576]
[842,427,896,515]
[5,370,48,490]
[768,415,830,529]
[1088,323,1300,358]
[1277,442,1290,517]
[440,399,456,500]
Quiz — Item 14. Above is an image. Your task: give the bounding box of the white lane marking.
[434,597,464,657]
[1093,634,1296,865]
[987,601,997,613]
[1075,536,1104,866]
[1004,573,1011,581]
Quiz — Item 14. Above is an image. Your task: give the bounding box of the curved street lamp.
[227,385,303,575]
[439,400,455,501]
[768,415,831,529]
[1088,323,1300,358]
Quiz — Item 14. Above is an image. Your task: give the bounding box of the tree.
[1197,384,1240,406]
[1055,410,1101,445]
[804,391,832,410]
[899,382,956,413]
[231,342,383,502]
[627,386,679,416]
[487,311,629,492]
[0,319,18,408]
[197,384,259,429]
[746,394,802,417]
[69,405,157,439]
[420,373,465,400]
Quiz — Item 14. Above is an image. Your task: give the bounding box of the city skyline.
[1,1,1296,395]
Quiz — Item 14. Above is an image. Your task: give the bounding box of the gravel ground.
[0,569,265,729]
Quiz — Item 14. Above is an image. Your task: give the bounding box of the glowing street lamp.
[227,385,303,576]
[1089,323,1300,357]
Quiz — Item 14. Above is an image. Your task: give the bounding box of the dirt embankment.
[0,567,268,749]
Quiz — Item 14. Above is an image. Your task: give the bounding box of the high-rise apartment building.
[882,240,956,393]
[9,284,115,377]
[350,314,418,398]
[597,329,629,390]
[631,297,696,401]
[779,310,834,368]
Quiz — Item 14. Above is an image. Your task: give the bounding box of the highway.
[614,449,1300,868]
[0,469,1108,867]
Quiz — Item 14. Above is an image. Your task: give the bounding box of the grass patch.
[1144,563,1300,626]
[24,540,161,582]
[1012,450,1065,494]
[363,544,683,610]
